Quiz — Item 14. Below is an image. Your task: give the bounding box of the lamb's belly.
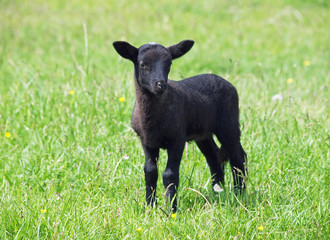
[186,129,213,142]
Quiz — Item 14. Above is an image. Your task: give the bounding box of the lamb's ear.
[113,41,138,62]
[167,40,194,60]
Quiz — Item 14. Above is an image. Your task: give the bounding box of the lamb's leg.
[196,137,228,191]
[215,132,247,191]
[142,145,159,207]
[215,93,247,191]
[228,143,247,190]
[162,141,185,212]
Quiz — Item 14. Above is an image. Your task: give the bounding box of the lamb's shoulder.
[131,101,183,148]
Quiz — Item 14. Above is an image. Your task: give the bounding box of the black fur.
[113,40,247,212]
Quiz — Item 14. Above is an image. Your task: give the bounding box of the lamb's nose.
[156,81,167,90]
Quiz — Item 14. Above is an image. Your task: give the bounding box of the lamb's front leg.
[162,141,185,212]
[142,145,159,207]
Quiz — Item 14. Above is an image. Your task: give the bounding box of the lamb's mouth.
[155,81,167,94]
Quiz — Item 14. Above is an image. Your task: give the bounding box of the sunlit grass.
[0,0,329,239]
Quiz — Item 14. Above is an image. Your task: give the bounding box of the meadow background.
[0,0,329,239]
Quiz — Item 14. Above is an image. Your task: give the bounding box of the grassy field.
[0,0,329,239]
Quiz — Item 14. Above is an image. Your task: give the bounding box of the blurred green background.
[0,0,329,239]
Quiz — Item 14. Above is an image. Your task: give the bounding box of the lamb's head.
[113,40,194,95]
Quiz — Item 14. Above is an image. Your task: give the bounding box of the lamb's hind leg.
[196,137,228,191]
[215,129,247,191]
[215,91,247,190]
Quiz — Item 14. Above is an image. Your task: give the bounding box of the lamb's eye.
[140,62,147,69]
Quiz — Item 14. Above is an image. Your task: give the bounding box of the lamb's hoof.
[213,183,224,193]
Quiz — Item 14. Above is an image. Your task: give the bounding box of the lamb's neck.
[136,90,164,112]
[135,92,171,123]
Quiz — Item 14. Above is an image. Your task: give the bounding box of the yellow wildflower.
[69,90,75,95]
[171,213,177,218]
[5,132,11,138]
[136,228,142,232]
[119,97,125,102]
[41,209,46,213]
[304,60,311,66]
[258,225,264,231]
[287,78,293,84]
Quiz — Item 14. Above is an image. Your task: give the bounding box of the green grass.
[0,0,329,239]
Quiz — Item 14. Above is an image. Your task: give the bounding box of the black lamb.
[113,40,247,212]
